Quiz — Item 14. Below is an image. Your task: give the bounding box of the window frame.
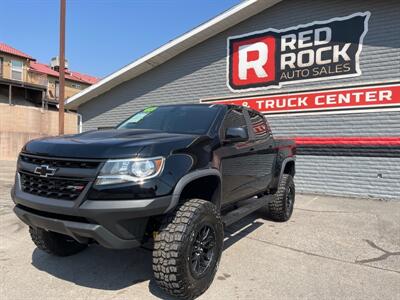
[11,59,23,81]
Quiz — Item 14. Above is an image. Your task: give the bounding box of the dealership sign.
[201,83,400,114]
[227,12,370,92]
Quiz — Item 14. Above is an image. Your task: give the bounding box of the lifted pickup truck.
[12,104,295,299]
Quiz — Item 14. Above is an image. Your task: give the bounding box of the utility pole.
[58,0,66,135]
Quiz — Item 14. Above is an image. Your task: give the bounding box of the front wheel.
[152,199,223,299]
[267,174,295,222]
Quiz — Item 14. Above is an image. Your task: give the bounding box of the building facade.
[0,43,98,107]
[0,43,99,160]
[66,0,400,200]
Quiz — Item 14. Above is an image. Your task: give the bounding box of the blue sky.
[0,0,240,78]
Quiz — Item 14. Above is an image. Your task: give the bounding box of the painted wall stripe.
[293,136,400,146]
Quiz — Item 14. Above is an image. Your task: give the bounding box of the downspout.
[77,113,83,133]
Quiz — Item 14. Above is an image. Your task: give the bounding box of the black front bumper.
[12,174,172,249]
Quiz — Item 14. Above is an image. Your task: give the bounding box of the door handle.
[250,148,255,151]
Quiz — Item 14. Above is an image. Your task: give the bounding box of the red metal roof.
[0,42,34,60]
[68,71,99,85]
[29,61,99,85]
[1,42,99,85]
[29,61,59,77]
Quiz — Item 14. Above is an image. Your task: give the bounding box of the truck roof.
[151,103,242,110]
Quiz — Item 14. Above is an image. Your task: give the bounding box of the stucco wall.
[0,104,78,160]
[47,76,90,100]
[0,53,29,82]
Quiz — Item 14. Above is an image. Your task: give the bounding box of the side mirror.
[224,127,248,143]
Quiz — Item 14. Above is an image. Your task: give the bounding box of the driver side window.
[222,108,247,138]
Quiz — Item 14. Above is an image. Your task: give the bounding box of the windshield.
[117,105,220,135]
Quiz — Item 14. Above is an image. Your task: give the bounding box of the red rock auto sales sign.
[201,83,400,114]
[227,12,370,92]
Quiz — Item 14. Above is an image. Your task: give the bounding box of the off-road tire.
[29,226,87,256]
[267,174,295,222]
[153,199,223,299]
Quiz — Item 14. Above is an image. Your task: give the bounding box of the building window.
[72,83,81,89]
[11,60,23,81]
[0,57,3,77]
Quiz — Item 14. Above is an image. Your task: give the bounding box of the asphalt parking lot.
[1,160,399,299]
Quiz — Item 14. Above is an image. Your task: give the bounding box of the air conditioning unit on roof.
[50,56,69,70]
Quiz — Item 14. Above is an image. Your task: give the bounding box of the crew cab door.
[246,109,276,193]
[217,108,256,205]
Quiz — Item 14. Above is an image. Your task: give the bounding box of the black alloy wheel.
[153,199,223,299]
[190,224,217,278]
[267,174,295,222]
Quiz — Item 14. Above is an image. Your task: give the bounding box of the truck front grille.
[20,172,88,200]
[20,154,100,169]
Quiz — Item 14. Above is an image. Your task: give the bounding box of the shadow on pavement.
[31,211,266,298]
[223,211,265,251]
[31,246,153,290]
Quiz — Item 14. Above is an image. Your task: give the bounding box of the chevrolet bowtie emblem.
[34,165,56,177]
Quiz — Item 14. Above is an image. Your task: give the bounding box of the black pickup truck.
[12,104,295,299]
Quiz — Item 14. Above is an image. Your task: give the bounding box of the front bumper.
[11,174,172,249]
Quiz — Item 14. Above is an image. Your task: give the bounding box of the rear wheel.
[29,226,88,256]
[152,199,223,299]
[267,174,295,222]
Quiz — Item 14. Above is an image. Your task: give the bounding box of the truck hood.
[23,129,199,159]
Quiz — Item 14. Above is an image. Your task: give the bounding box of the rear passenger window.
[248,110,271,138]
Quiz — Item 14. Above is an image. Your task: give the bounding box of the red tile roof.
[0,42,34,60]
[1,42,99,85]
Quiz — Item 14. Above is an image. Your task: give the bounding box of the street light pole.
[58,0,66,135]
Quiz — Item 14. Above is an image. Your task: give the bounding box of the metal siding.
[268,111,400,137]
[79,0,400,200]
[296,156,400,200]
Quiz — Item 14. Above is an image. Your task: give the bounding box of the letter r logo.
[229,35,276,90]
[238,42,269,80]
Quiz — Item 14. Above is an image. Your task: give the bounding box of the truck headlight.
[95,157,165,185]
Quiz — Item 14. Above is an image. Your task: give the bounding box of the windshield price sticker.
[125,106,158,124]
